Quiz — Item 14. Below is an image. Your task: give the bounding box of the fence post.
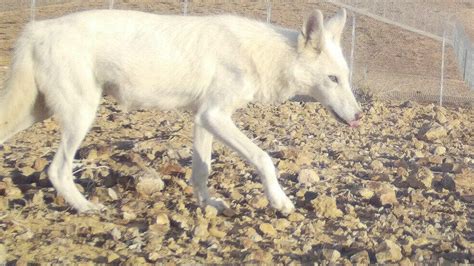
[109,0,114,9]
[30,0,36,21]
[183,0,188,16]
[349,14,356,90]
[266,0,272,23]
[439,30,446,106]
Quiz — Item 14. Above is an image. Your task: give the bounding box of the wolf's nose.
[355,112,363,120]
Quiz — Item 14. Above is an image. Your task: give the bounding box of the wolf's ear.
[298,10,325,53]
[325,8,347,44]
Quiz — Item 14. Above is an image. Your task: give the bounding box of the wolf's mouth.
[329,108,348,125]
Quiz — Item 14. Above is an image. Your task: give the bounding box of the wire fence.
[0,0,473,106]
[333,0,474,93]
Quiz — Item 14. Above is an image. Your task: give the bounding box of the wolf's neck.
[250,28,303,104]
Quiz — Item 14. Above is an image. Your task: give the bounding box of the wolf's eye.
[328,75,339,84]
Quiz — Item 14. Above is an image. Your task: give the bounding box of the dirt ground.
[0,1,473,264]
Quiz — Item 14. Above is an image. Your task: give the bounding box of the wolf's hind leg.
[48,89,102,212]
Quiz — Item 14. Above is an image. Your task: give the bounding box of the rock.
[209,226,226,238]
[193,223,209,239]
[274,219,291,231]
[122,211,137,221]
[376,239,403,263]
[20,166,36,176]
[156,213,170,226]
[125,256,147,265]
[438,175,456,191]
[107,188,119,200]
[33,158,49,172]
[367,181,398,206]
[204,205,218,219]
[454,169,474,196]
[31,190,44,206]
[433,146,446,156]
[136,176,164,198]
[0,244,6,264]
[110,227,122,241]
[297,169,320,185]
[435,111,447,124]
[358,188,374,200]
[321,249,340,262]
[418,123,447,141]
[350,250,370,264]
[0,182,6,196]
[107,252,120,263]
[288,212,305,222]
[249,196,269,209]
[407,167,433,189]
[245,249,273,263]
[6,186,23,199]
[245,228,263,242]
[370,160,384,171]
[0,198,8,211]
[259,223,277,237]
[311,195,343,218]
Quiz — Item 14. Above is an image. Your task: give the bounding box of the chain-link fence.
[0,0,473,106]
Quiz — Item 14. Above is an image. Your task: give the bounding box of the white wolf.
[0,9,361,215]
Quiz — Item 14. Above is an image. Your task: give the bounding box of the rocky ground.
[0,95,473,264]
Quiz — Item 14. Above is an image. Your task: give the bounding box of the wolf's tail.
[0,28,49,144]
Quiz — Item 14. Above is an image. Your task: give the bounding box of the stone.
[435,111,447,124]
[110,227,122,241]
[350,250,370,264]
[33,158,49,172]
[193,223,209,239]
[367,181,398,206]
[376,240,403,263]
[204,205,218,219]
[439,175,456,191]
[259,223,277,237]
[407,167,433,189]
[274,219,291,231]
[288,212,305,222]
[418,123,447,141]
[156,213,170,226]
[321,249,340,262]
[249,196,269,209]
[0,244,6,264]
[209,226,226,238]
[434,146,446,156]
[311,195,343,218]
[107,252,120,263]
[370,160,384,171]
[297,169,320,185]
[245,249,273,263]
[358,188,374,200]
[136,177,164,198]
[107,188,119,200]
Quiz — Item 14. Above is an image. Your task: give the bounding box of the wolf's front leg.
[196,108,295,215]
[191,123,229,211]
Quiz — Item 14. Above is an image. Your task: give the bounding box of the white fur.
[0,9,361,214]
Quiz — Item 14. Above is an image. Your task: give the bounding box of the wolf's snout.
[348,112,363,128]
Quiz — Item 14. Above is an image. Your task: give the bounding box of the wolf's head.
[293,9,362,127]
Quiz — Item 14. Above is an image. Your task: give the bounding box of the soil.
[0,1,473,264]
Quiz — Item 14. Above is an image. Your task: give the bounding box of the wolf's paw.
[268,194,295,216]
[202,197,230,213]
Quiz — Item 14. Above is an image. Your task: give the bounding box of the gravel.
[0,99,473,264]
